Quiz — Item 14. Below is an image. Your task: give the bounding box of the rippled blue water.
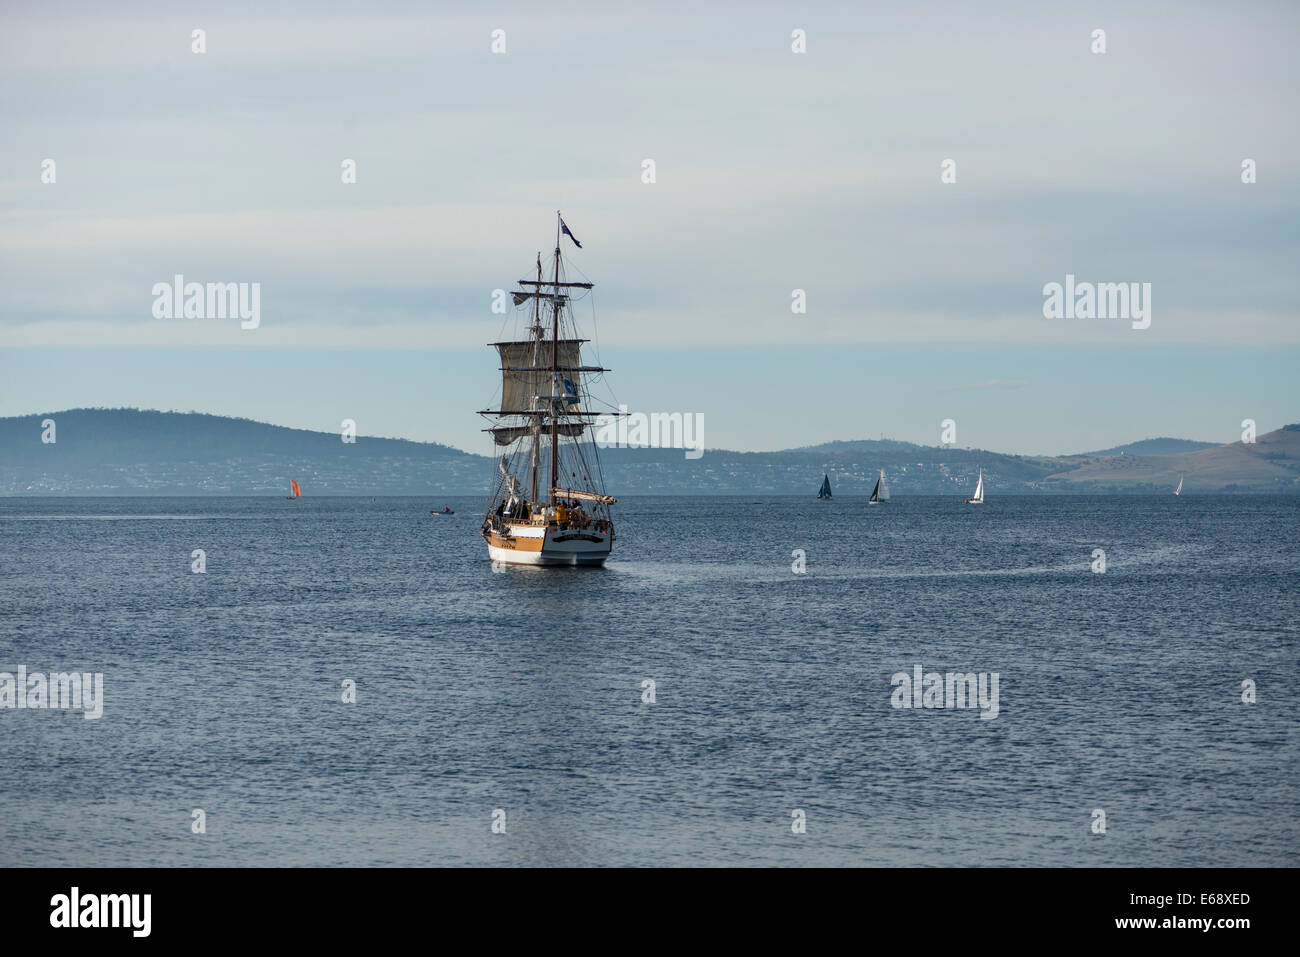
[1,494,1296,866]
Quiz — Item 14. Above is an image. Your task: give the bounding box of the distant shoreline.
[3,410,1297,495]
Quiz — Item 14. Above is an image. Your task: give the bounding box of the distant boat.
[868,468,890,504]
[817,474,832,499]
[286,479,301,500]
[431,507,455,515]
[1174,475,1183,496]
[964,468,984,505]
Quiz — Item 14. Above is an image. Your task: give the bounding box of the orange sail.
[290,480,301,498]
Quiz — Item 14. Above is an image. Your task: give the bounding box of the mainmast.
[549,213,561,505]
[530,251,542,503]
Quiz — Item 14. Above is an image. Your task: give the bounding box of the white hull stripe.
[488,543,610,566]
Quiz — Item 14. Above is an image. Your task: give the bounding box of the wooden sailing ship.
[478,214,617,566]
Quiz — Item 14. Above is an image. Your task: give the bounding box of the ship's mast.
[549,213,561,505]
[529,251,542,503]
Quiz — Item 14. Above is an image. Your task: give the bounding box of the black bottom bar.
[0,867,1281,944]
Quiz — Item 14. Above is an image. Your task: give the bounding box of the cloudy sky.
[1,0,1296,455]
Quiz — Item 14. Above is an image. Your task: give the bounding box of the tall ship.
[478,214,617,566]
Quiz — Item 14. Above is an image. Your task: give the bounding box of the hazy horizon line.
[0,405,1259,460]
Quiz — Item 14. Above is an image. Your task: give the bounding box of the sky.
[1,0,1296,456]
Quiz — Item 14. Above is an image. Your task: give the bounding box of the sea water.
[1,495,1296,866]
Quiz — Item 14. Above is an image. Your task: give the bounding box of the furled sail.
[511,291,569,306]
[493,340,587,414]
[491,424,586,446]
[549,487,617,504]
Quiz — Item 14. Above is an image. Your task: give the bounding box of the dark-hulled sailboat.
[817,474,832,499]
[478,213,617,566]
[868,468,890,504]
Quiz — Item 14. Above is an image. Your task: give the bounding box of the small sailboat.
[868,468,890,504]
[286,479,301,500]
[1174,475,1183,496]
[964,469,984,505]
[817,474,832,499]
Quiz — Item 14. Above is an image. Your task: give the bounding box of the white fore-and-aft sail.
[868,468,890,504]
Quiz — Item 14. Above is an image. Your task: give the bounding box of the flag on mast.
[560,217,582,248]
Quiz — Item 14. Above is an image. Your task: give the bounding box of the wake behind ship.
[478,214,617,566]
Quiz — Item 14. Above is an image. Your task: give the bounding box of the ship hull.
[485,524,612,566]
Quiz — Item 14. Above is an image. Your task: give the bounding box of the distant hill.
[1046,425,1300,493]
[1079,437,1220,456]
[594,441,1057,495]
[784,438,927,455]
[0,408,480,495]
[1,409,1297,495]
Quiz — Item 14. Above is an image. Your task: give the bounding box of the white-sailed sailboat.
[868,468,890,504]
[964,468,984,505]
[1174,475,1183,496]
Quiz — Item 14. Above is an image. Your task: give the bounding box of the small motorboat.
[431,507,455,515]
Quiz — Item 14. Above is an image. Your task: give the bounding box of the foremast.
[549,215,561,507]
